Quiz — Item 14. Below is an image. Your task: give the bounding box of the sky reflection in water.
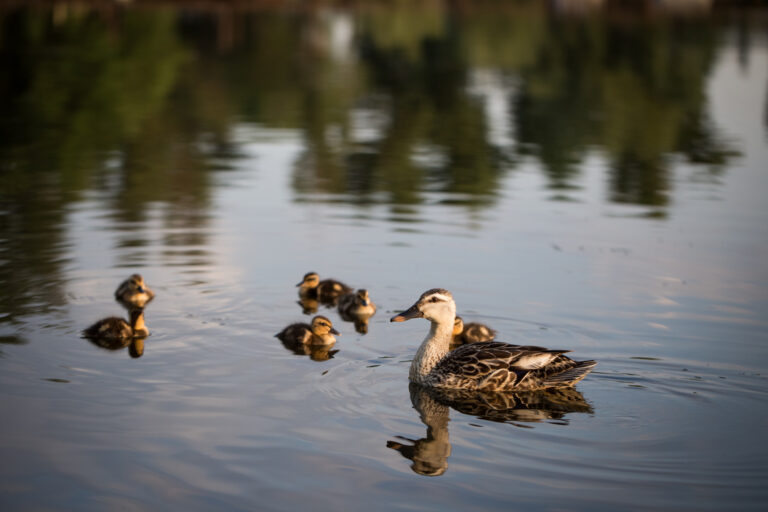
[1,3,768,511]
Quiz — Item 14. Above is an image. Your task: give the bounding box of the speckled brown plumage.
[429,342,596,391]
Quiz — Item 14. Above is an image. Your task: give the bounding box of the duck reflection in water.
[82,308,148,359]
[296,271,352,307]
[388,383,593,476]
[275,315,340,361]
[338,289,377,334]
[297,296,319,315]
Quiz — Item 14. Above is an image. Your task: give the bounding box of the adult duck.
[390,289,596,391]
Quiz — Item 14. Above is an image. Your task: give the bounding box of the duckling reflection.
[82,309,148,359]
[387,383,593,476]
[338,289,377,334]
[296,271,352,306]
[278,340,339,362]
[297,296,319,315]
[115,274,155,311]
[387,383,452,476]
[451,316,496,347]
[275,315,340,361]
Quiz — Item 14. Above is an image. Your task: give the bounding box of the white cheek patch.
[512,352,558,369]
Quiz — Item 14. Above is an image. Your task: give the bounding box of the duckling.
[390,289,596,391]
[82,308,149,344]
[115,274,155,310]
[338,289,377,334]
[452,316,496,345]
[296,271,352,304]
[339,289,377,317]
[275,315,340,346]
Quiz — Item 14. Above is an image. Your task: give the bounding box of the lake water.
[1,2,768,511]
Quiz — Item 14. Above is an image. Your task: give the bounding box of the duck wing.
[275,323,312,345]
[432,341,594,391]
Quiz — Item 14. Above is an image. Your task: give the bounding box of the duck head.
[355,289,371,307]
[310,315,340,337]
[390,288,456,325]
[116,274,155,310]
[297,272,320,289]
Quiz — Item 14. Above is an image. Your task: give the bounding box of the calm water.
[1,2,768,510]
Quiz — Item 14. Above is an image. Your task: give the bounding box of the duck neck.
[409,317,454,383]
[130,309,147,336]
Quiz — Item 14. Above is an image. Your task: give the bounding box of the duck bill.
[390,303,423,322]
[295,281,304,287]
[330,328,341,336]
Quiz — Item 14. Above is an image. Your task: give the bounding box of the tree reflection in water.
[0,2,744,324]
[388,382,592,476]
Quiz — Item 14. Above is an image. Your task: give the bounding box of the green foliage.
[0,3,742,320]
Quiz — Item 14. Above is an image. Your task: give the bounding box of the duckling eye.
[429,297,439,303]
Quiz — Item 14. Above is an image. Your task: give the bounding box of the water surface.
[1,3,767,511]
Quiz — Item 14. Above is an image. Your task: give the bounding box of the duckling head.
[390,288,456,326]
[453,316,464,336]
[297,272,320,289]
[116,274,155,310]
[310,315,340,337]
[355,289,371,306]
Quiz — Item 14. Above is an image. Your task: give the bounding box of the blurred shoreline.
[1,0,766,17]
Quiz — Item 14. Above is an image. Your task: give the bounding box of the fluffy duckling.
[391,289,596,391]
[338,289,377,334]
[275,315,340,346]
[452,316,496,345]
[296,272,352,304]
[115,274,155,310]
[338,289,376,318]
[82,308,149,343]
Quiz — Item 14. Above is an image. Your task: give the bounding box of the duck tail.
[544,360,597,387]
